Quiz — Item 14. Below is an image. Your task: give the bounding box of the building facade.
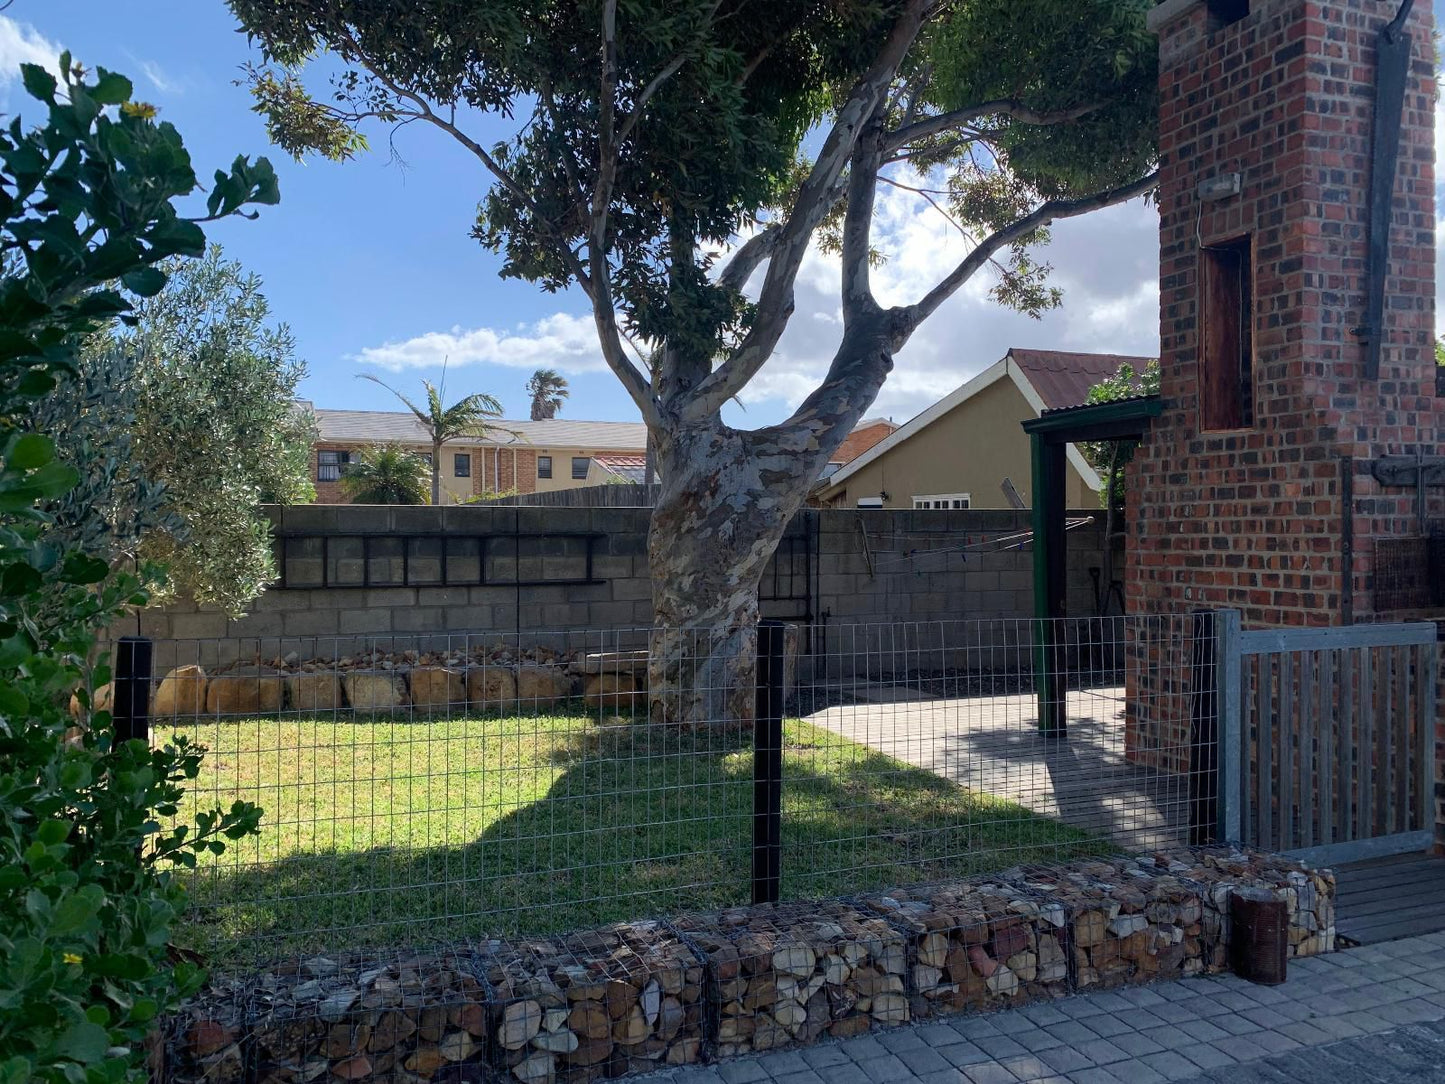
[813,349,1152,509]
[306,409,649,505]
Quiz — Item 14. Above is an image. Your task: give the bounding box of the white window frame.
[855,496,884,509]
[912,492,971,510]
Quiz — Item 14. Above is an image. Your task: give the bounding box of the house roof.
[311,408,649,451]
[813,347,1145,497]
[1007,349,1155,411]
[593,453,649,482]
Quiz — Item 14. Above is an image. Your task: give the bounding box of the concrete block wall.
[125,504,1116,673]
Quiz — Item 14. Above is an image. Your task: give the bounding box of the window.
[316,449,350,482]
[1206,0,1248,28]
[1199,235,1255,431]
[537,455,553,479]
[418,452,433,466]
[454,453,471,478]
[856,497,884,509]
[913,493,971,510]
[572,456,591,480]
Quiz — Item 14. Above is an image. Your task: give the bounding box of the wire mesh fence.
[124,614,1216,970]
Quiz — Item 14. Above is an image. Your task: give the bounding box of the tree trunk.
[645,422,799,728]
[431,439,442,505]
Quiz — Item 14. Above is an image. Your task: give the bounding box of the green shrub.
[0,56,274,1084]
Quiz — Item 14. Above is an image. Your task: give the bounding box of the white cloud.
[0,16,61,106]
[352,312,610,374]
[137,58,178,94]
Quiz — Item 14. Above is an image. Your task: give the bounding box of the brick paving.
[639,932,1445,1084]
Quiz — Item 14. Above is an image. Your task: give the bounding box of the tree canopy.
[232,0,1158,434]
[230,0,1161,719]
[527,367,569,420]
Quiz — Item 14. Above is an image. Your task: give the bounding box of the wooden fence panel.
[1235,622,1436,858]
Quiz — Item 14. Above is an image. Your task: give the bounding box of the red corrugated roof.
[1008,348,1155,411]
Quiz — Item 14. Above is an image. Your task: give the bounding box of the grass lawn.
[158,708,1109,967]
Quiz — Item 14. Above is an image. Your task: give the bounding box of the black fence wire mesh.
[118,615,1218,973]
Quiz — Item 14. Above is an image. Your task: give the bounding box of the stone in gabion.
[674,899,909,1056]
[164,949,490,1084]
[855,873,1067,1017]
[481,921,704,1082]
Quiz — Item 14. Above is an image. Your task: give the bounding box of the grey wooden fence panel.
[1299,650,1315,850]
[1319,649,1334,844]
[1360,649,1375,840]
[1257,653,1272,848]
[1231,617,1436,855]
[1280,651,1295,850]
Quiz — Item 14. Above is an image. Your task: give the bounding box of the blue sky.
[9,3,1441,429]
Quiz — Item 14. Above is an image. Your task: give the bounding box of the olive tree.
[229,0,1160,722]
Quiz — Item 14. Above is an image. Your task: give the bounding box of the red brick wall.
[1127,0,1439,774]
[1132,0,1438,628]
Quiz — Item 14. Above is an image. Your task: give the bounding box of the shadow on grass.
[176,716,1110,969]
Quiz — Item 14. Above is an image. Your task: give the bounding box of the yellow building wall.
[818,376,1098,509]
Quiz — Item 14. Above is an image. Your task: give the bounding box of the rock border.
[161,846,1336,1084]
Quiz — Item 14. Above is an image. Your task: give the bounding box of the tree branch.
[890,169,1159,345]
[718,225,782,293]
[840,107,887,324]
[886,99,1104,153]
[682,0,933,421]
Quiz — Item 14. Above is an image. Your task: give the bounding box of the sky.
[8,2,1442,430]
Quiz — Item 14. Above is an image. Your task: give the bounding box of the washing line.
[870,516,1095,573]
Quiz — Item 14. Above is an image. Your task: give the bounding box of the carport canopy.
[1020,394,1162,734]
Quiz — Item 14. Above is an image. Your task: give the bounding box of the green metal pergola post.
[1022,395,1162,740]
[1031,433,1067,736]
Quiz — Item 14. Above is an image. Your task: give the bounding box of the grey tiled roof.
[311,408,648,451]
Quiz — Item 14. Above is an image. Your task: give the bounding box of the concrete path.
[806,687,1190,851]
[642,931,1445,1084]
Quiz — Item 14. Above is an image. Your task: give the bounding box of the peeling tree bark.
[646,316,899,726]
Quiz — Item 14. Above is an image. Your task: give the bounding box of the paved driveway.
[806,686,1191,851]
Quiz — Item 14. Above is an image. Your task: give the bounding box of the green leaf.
[91,71,134,106]
[8,433,54,470]
[119,266,166,297]
[20,64,56,103]
[50,1022,110,1064]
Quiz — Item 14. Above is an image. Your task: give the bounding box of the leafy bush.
[0,57,275,1084]
[341,443,432,505]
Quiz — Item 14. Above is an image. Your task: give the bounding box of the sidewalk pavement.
[641,931,1445,1084]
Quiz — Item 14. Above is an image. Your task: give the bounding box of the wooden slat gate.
[1216,615,1439,865]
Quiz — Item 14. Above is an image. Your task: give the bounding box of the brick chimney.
[1129,0,1438,627]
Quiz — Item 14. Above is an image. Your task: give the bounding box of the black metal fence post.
[752,620,785,905]
[112,636,153,745]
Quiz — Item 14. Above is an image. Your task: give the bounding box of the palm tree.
[340,444,431,505]
[359,373,512,504]
[526,368,569,420]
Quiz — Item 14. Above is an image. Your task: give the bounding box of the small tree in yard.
[1079,359,1159,616]
[0,59,273,1083]
[36,246,316,615]
[342,443,431,504]
[232,0,1160,723]
[359,372,513,504]
[527,367,570,420]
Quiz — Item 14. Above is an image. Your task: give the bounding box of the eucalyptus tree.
[359,373,509,504]
[231,0,1160,722]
